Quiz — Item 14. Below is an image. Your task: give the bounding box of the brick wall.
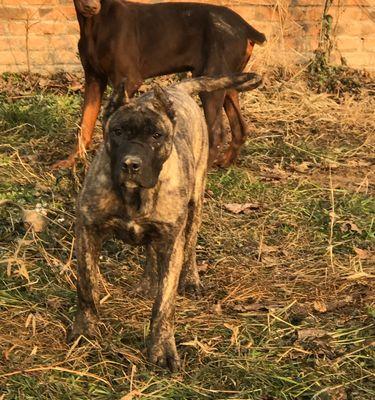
[0,0,374,73]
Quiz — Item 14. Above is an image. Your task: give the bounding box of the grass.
[0,71,374,399]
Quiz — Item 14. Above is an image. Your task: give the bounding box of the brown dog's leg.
[52,75,107,169]
[69,223,102,341]
[178,199,203,298]
[200,90,226,167]
[220,90,248,167]
[148,228,186,372]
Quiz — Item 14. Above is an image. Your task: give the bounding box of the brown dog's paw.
[67,310,99,343]
[148,337,181,372]
[215,149,237,169]
[51,155,77,171]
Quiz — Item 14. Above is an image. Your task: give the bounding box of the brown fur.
[52,0,266,169]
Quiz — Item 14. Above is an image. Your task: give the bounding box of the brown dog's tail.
[174,72,262,96]
[244,24,266,45]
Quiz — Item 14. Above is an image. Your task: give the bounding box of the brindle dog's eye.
[152,132,162,140]
[113,129,122,136]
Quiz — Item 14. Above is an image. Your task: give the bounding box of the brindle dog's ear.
[102,79,130,126]
[153,85,176,123]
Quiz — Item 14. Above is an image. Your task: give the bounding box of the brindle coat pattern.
[71,73,262,371]
[53,0,266,169]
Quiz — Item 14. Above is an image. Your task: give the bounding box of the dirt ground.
[0,69,374,399]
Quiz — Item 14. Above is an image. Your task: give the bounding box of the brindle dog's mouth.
[122,181,139,189]
[120,179,157,190]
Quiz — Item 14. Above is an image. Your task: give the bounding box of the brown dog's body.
[54,0,265,168]
[71,73,262,370]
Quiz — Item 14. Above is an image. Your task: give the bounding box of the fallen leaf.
[38,77,49,88]
[181,337,214,354]
[261,255,279,265]
[69,81,83,92]
[223,202,261,214]
[340,221,362,234]
[325,387,347,400]
[297,328,330,340]
[347,160,371,167]
[353,247,374,260]
[232,303,270,312]
[261,243,279,254]
[313,300,328,313]
[197,262,210,273]
[327,162,339,170]
[212,302,222,315]
[22,209,47,232]
[291,161,312,173]
[260,165,289,181]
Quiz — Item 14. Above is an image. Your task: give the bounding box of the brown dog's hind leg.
[200,90,226,167]
[69,224,102,341]
[52,75,107,170]
[220,90,249,167]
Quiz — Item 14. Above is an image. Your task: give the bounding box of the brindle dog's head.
[74,0,101,17]
[103,81,177,190]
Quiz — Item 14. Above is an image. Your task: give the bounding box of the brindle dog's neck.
[117,183,160,220]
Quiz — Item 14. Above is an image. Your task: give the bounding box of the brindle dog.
[71,72,262,371]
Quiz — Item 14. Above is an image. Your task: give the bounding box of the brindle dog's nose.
[122,156,142,174]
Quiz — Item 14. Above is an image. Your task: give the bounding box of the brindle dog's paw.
[178,281,203,299]
[148,337,181,372]
[67,310,99,343]
[135,277,158,298]
[178,275,203,299]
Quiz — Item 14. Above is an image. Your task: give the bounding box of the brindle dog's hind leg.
[137,245,158,298]
[69,222,102,341]
[178,199,203,298]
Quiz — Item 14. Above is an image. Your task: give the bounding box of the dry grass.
[0,71,374,399]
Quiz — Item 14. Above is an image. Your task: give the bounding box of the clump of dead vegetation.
[307,50,375,98]
[0,68,374,399]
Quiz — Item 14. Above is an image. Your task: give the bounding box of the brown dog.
[70,72,262,371]
[53,0,265,169]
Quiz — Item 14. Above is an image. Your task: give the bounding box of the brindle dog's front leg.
[147,228,186,372]
[69,222,102,341]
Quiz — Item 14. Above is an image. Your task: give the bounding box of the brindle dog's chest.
[103,216,166,246]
